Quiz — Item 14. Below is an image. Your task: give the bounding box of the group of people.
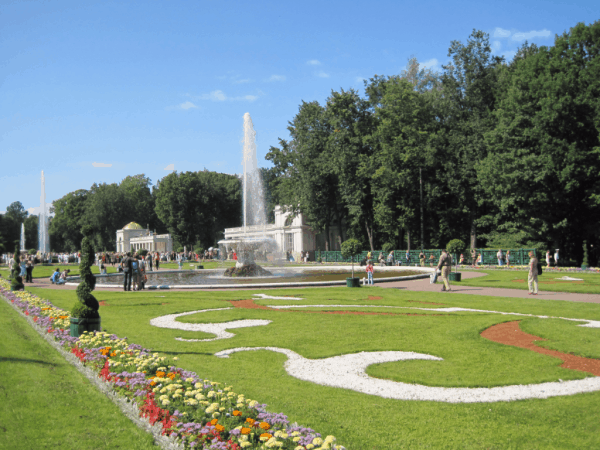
[50,268,71,285]
[120,252,149,291]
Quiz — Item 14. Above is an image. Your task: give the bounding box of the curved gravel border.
[1,293,183,450]
[215,346,600,403]
[149,307,272,341]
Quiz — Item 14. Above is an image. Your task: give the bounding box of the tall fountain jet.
[38,171,49,254]
[242,112,266,230]
[20,223,25,251]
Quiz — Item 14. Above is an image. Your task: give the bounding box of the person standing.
[506,250,511,266]
[146,253,153,271]
[419,251,425,267]
[545,250,551,267]
[436,249,452,292]
[554,249,559,267]
[122,252,133,291]
[366,260,374,285]
[528,251,539,295]
[25,260,34,283]
[405,251,411,266]
[387,251,394,266]
[497,249,503,266]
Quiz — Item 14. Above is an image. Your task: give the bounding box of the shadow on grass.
[0,357,58,366]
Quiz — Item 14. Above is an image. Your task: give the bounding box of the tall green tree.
[479,21,600,262]
[440,30,504,249]
[49,189,89,252]
[154,171,241,249]
[24,215,38,251]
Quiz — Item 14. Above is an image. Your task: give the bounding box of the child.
[366,260,374,286]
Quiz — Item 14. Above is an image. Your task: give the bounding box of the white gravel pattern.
[253,293,303,300]
[266,304,600,328]
[149,308,271,342]
[215,346,600,403]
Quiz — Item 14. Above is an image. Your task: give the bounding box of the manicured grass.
[0,299,157,450]
[26,285,600,449]
[459,269,600,294]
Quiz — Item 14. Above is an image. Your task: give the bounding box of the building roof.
[123,222,144,230]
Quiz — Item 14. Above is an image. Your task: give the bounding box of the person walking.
[121,252,133,291]
[554,249,559,267]
[25,260,34,283]
[436,249,452,292]
[419,251,425,267]
[545,250,551,267]
[528,251,539,295]
[366,260,374,285]
[506,250,511,266]
[497,249,503,266]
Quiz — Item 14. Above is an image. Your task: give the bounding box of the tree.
[49,189,88,252]
[440,30,504,249]
[341,238,362,278]
[24,215,38,251]
[154,171,241,249]
[479,21,600,262]
[71,225,99,319]
[326,89,377,251]
[5,201,28,224]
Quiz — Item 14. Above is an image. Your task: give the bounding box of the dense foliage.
[265,23,600,265]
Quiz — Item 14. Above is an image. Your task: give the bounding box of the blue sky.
[1,0,597,215]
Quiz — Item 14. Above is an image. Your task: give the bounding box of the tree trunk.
[365,219,374,252]
[470,213,477,249]
[407,229,411,252]
[325,223,330,252]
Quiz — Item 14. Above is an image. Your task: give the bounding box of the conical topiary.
[71,225,99,319]
[11,241,24,291]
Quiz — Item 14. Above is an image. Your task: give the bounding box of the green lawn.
[0,264,118,279]
[459,269,600,294]
[0,299,157,450]
[21,285,600,450]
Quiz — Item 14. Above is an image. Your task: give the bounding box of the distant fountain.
[220,113,276,276]
[20,223,25,252]
[38,171,50,254]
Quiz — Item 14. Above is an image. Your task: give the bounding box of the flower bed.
[0,279,344,450]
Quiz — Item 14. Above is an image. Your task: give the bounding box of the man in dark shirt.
[122,252,133,291]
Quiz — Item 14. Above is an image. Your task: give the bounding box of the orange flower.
[150,381,157,387]
[260,433,272,440]
[232,410,242,417]
[215,424,225,432]
[245,418,255,425]
[241,427,251,435]
[210,419,218,426]
[156,371,166,378]
[109,352,117,357]
[259,422,270,430]
[167,372,177,380]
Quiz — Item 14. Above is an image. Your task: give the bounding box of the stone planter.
[346,277,361,288]
[70,317,102,337]
[449,272,462,282]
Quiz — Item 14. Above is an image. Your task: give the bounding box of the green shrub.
[582,240,589,268]
[176,247,184,253]
[27,248,37,255]
[138,249,148,257]
[194,247,204,255]
[10,242,24,291]
[446,239,466,255]
[71,226,99,319]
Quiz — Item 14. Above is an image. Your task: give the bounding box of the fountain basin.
[67,266,433,289]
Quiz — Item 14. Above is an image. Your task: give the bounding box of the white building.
[115,222,173,253]
[222,206,343,260]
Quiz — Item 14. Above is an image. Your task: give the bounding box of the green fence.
[316,248,537,266]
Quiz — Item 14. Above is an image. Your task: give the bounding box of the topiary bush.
[10,242,24,291]
[71,225,100,319]
[138,248,148,257]
[341,238,362,279]
[582,240,589,269]
[446,239,466,255]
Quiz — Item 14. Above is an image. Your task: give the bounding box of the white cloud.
[179,101,198,110]
[420,58,439,70]
[493,27,512,38]
[512,29,551,41]
[92,162,112,168]
[317,72,329,78]
[27,204,53,216]
[502,50,517,61]
[164,163,175,171]
[492,40,502,52]
[307,59,321,65]
[199,90,258,102]
[267,75,286,82]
